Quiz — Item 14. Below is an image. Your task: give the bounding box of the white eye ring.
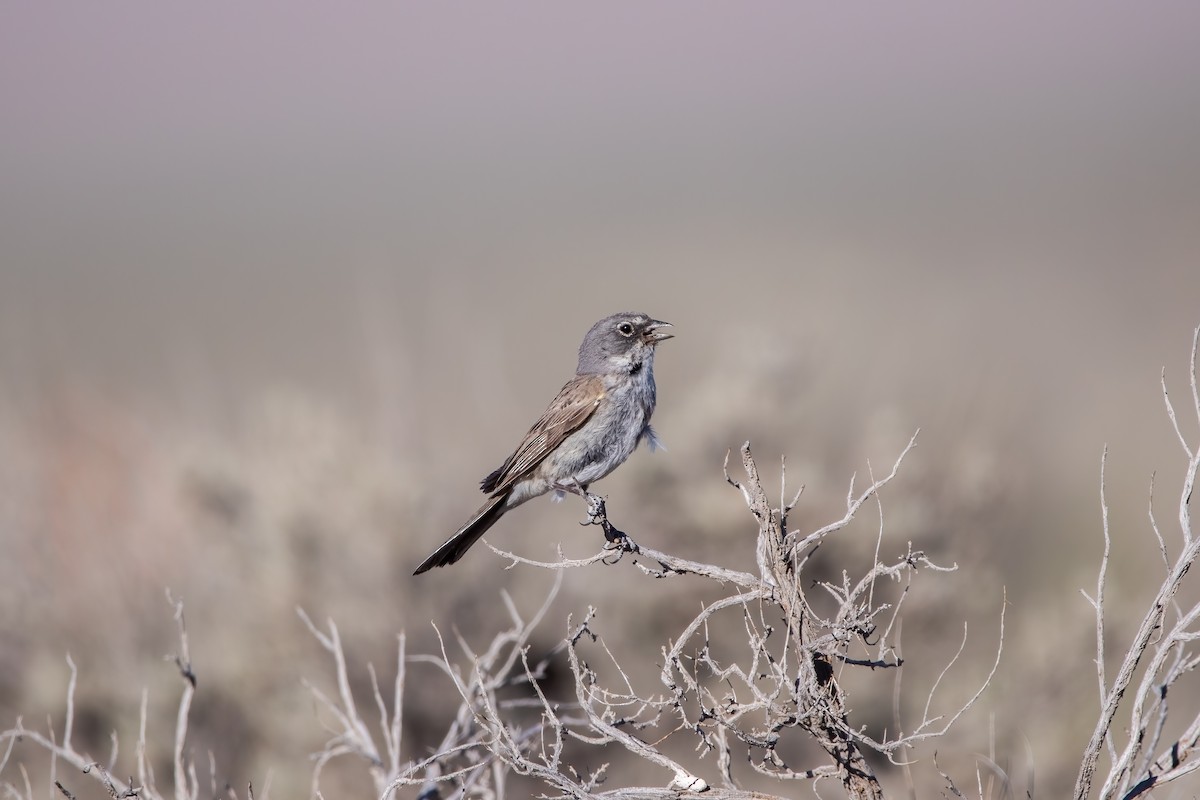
[617,322,635,336]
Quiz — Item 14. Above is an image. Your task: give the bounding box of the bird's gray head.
[576,312,673,376]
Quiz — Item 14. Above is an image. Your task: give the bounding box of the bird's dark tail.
[412,493,509,575]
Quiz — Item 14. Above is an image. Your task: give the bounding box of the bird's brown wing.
[479,374,605,495]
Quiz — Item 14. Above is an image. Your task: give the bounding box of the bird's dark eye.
[617,322,635,336]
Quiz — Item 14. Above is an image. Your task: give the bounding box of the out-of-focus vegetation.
[3,326,1199,797]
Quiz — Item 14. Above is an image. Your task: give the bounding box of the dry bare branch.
[1075,326,1200,800]
[0,593,212,800]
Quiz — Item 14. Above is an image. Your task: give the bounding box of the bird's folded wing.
[479,374,605,495]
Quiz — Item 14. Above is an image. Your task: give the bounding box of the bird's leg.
[553,482,635,549]
[586,494,627,544]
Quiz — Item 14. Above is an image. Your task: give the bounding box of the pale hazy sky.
[2,3,1199,406]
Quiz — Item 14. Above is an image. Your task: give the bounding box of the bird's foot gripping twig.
[579,492,639,556]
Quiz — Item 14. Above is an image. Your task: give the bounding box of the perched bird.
[413,312,673,574]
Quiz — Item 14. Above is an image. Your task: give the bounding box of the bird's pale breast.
[535,356,657,489]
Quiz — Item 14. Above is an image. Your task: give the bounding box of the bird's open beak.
[644,320,674,343]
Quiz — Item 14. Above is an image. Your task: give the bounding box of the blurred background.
[3,2,1200,797]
